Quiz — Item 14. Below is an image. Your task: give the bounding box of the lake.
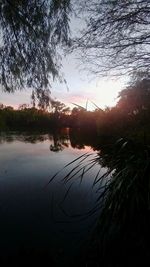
[0,129,107,266]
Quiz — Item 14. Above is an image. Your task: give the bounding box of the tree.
[1,0,150,96]
[75,0,150,77]
[18,103,29,110]
[117,74,150,114]
[0,0,71,95]
[0,103,5,110]
[51,99,66,113]
[62,106,71,114]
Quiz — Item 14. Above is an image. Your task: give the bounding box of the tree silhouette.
[1,0,150,96]
[75,0,150,77]
[117,74,150,114]
[0,0,71,95]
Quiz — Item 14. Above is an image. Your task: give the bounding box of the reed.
[50,137,150,266]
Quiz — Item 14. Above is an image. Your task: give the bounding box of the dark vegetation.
[1,1,150,266]
[1,76,150,266]
[56,140,150,267]
[1,1,150,102]
[0,129,149,266]
[1,76,150,144]
[83,139,150,266]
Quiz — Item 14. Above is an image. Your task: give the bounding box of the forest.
[1,76,150,144]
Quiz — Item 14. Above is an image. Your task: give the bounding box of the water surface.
[0,130,105,265]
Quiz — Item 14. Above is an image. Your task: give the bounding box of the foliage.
[52,137,150,266]
[51,99,66,113]
[88,139,150,266]
[75,0,150,77]
[1,0,150,97]
[0,0,71,94]
[0,74,150,142]
[117,76,150,114]
[0,103,71,130]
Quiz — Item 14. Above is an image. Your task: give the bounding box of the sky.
[0,7,128,111]
[0,12,128,111]
[0,53,127,111]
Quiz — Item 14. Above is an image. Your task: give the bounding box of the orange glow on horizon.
[57,79,126,111]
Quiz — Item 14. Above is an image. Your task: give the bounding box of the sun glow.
[90,79,126,110]
[56,78,126,111]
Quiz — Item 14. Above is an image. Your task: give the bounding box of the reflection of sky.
[0,133,107,262]
[0,53,127,110]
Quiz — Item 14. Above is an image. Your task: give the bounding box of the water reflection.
[1,130,148,266]
[0,128,101,151]
[49,129,69,152]
[0,129,105,266]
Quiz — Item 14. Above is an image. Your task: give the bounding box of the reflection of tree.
[22,135,47,143]
[50,143,64,152]
[49,130,69,152]
[0,130,71,150]
[0,133,49,144]
[69,128,101,151]
[0,134,14,143]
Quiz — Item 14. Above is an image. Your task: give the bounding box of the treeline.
[0,107,71,130]
[1,76,150,142]
[0,105,97,131]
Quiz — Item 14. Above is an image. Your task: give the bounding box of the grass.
[50,137,150,266]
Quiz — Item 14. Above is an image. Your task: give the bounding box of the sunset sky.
[0,54,126,111]
[0,14,127,111]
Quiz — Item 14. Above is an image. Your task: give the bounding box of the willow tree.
[0,0,71,100]
[1,0,150,96]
